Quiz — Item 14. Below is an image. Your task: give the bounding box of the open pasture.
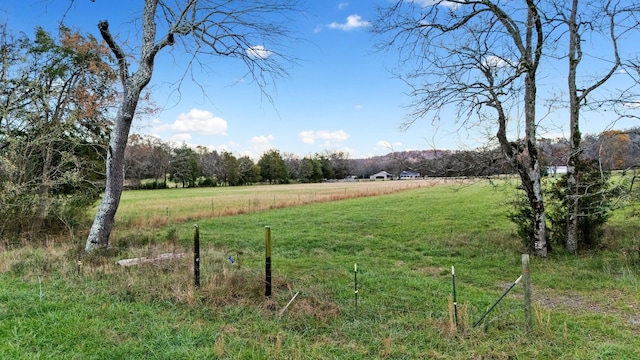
[1,179,639,359]
[113,179,448,229]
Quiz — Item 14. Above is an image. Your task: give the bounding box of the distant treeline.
[124,128,640,187]
[350,128,640,179]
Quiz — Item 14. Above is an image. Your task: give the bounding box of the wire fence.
[193,247,528,329]
[111,222,530,332]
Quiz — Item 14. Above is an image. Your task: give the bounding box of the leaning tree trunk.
[85,4,165,251]
[85,88,143,251]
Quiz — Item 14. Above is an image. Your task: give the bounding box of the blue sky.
[3,1,639,159]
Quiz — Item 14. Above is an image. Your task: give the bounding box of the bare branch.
[97,21,128,82]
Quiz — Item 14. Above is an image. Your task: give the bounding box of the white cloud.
[248,135,276,157]
[206,144,228,153]
[327,14,370,31]
[299,130,350,144]
[155,108,228,136]
[171,133,192,143]
[246,45,272,59]
[482,55,516,69]
[249,134,275,146]
[299,131,316,144]
[338,2,349,10]
[354,104,362,110]
[410,0,460,9]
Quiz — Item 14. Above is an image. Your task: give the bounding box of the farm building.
[399,170,421,180]
[370,171,393,180]
[545,166,568,177]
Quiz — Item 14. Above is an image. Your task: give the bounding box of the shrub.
[142,180,168,190]
[508,193,537,252]
[510,159,618,253]
[547,159,618,250]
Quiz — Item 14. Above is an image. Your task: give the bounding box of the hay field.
[113,178,461,228]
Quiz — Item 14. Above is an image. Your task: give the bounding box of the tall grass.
[1,179,639,359]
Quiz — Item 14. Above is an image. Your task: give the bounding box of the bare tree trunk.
[497,0,547,257]
[83,0,297,251]
[85,1,162,251]
[524,56,547,256]
[563,0,622,254]
[523,0,547,257]
[528,153,547,256]
[564,0,581,255]
[85,91,141,251]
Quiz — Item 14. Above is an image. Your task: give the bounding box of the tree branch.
[97,21,128,82]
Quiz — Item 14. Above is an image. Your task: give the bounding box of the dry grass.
[115,179,457,229]
[72,241,345,324]
[448,295,470,334]
[1,239,75,278]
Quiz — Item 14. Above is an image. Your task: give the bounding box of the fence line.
[190,251,528,327]
[186,225,531,330]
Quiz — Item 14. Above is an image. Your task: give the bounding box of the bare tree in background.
[373,0,548,256]
[85,0,300,251]
[550,0,640,254]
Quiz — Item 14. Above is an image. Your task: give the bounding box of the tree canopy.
[0,25,116,240]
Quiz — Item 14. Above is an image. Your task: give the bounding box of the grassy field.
[112,179,436,228]
[1,179,639,359]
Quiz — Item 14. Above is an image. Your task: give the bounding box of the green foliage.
[547,159,617,251]
[508,192,538,252]
[258,149,289,184]
[0,26,113,241]
[510,160,619,253]
[238,155,261,185]
[299,157,323,183]
[141,180,169,190]
[0,185,39,241]
[170,144,200,187]
[196,177,217,187]
[221,151,241,186]
[319,155,334,179]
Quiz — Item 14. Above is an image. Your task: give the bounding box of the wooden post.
[522,254,532,331]
[265,226,272,297]
[194,224,200,289]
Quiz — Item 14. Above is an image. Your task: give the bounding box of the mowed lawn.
[1,179,639,359]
